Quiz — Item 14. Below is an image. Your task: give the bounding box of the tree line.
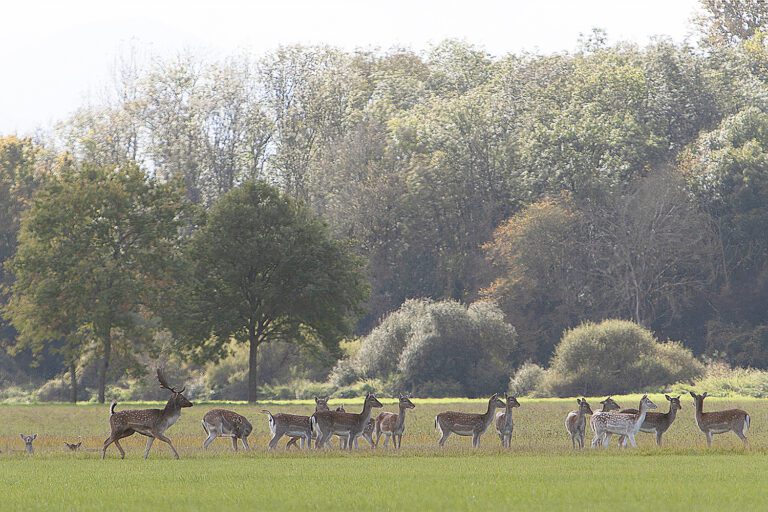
[1,0,767,400]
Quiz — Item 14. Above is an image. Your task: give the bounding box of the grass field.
[1,395,767,511]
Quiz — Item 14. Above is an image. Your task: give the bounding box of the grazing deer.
[284,396,332,449]
[311,392,383,449]
[375,394,416,449]
[591,395,657,448]
[435,393,506,448]
[689,391,750,447]
[617,394,681,446]
[202,409,253,451]
[101,369,193,460]
[565,398,593,449]
[20,434,37,454]
[495,395,521,448]
[64,440,82,451]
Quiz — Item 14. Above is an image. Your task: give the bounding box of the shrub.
[670,361,768,398]
[508,362,546,397]
[333,379,385,398]
[353,299,517,397]
[328,358,359,387]
[541,319,703,397]
[291,379,335,400]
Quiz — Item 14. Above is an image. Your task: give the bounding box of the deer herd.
[13,370,754,457]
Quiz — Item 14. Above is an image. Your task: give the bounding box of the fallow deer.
[284,396,331,449]
[565,398,593,449]
[64,440,82,451]
[689,391,750,447]
[101,369,193,460]
[341,416,376,449]
[591,394,657,448]
[435,393,506,448]
[495,394,521,448]
[589,396,621,444]
[617,394,681,446]
[375,394,416,449]
[311,392,383,449]
[20,434,36,454]
[202,409,253,451]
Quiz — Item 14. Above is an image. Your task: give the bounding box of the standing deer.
[311,392,383,449]
[375,394,416,449]
[101,369,192,460]
[589,396,621,445]
[435,393,506,448]
[617,394,681,446]
[565,398,593,449]
[689,391,750,447]
[495,395,521,448]
[591,395,657,448]
[284,396,331,449]
[20,434,36,454]
[202,409,253,451]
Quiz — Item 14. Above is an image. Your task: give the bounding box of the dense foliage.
[1,1,768,399]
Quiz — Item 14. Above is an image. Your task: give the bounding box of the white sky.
[1,0,701,135]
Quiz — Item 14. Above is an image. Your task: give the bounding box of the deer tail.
[110,401,117,415]
[744,414,751,434]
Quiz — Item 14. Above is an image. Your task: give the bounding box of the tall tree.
[180,181,367,402]
[4,164,185,402]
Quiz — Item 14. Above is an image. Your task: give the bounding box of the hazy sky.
[1,0,701,135]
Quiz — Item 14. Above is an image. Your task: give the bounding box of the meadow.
[1,395,767,511]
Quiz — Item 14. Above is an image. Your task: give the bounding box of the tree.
[695,0,768,47]
[4,164,185,402]
[180,180,367,402]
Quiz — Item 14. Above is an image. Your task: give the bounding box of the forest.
[1,1,767,401]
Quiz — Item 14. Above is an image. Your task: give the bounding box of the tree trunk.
[97,326,112,404]
[69,361,78,403]
[247,320,259,403]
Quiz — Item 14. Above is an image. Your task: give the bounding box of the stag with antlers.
[101,369,192,460]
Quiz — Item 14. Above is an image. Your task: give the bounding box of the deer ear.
[19,434,24,440]
[689,391,696,398]
[702,392,708,398]
[32,434,37,440]
[576,399,582,405]
[665,394,672,401]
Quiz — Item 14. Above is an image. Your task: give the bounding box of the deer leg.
[438,430,451,447]
[231,436,238,452]
[396,434,402,449]
[285,437,298,449]
[203,430,217,450]
[627,434,637,448]
[154,433,180,459]
[735,429,749,448]
[101,435,115,459]
[241,436,251,451]
[143,437,155,459]
[472,432,481,448]
[268,430,285,450]
[656,431,663,446]
[383,434,390,448]
[705,431,713,447]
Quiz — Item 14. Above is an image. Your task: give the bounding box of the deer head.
[366,392,383,409]
[505,394,521,408]
[490,393,506,408]
[577,398,593,415]
[399,394,416,410]
[600,396,621,412]
[65,441,82,451]
[20,433,37,454]
[665,394,682,411]
[315,396,330,411]
[157,369,193,409]
[335,405,346,412]
[639,394,657,411]
[689,391,708,410]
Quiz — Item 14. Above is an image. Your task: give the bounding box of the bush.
[670,361,768,398]
[541,319,703,397]
[333,379,385,398]
[509,362,546,397]
[353,299,517,397]
[291,379,335,400]
[328,358,359,387]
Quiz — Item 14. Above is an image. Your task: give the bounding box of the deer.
[591,394,657,448]
[435,393,506,448]
[284,396,331,449]
[101,369,193,460]
[495,394,521,448]
[64,440,82,451]
[202,409,253,451]
[689,391,750,447]
[341,415,377,449]
[616,394,681,446]
[375,394,416,449]
[311,392,383,449]
[20,434,37,454]
[589,396,621,446]
[565,398,593,449]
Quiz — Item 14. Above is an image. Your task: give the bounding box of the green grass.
[1,395,766,511]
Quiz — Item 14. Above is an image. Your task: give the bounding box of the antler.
[156,368,178,393]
